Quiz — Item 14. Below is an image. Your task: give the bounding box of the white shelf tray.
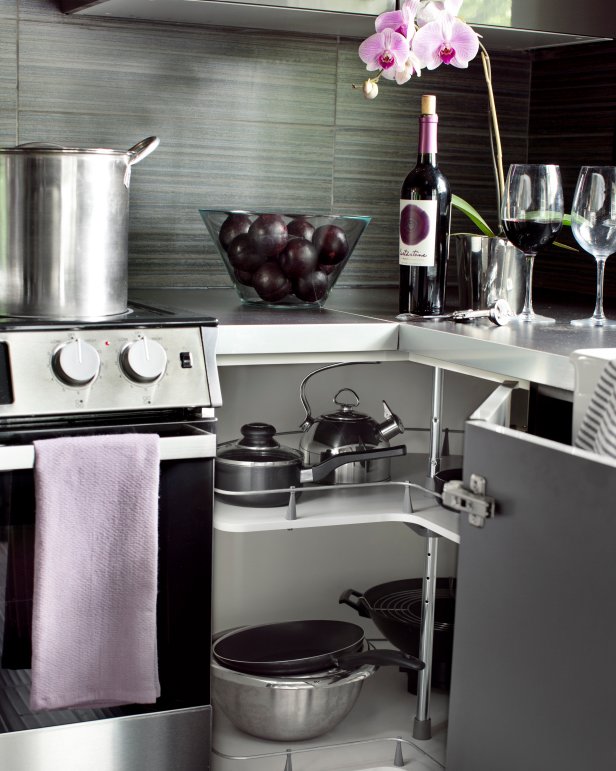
[213,455,460,542]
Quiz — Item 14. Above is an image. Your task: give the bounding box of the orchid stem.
[480,44,505,212]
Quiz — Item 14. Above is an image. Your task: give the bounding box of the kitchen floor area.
[212,667,448,771]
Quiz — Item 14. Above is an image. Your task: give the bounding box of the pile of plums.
[218,212,349,303]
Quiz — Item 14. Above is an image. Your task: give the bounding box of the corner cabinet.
[446,419,616,771]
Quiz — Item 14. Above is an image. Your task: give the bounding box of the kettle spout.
[378,400,404,441]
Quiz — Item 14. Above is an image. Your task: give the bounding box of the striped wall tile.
[18,18,338,128]
[0,19,16,145]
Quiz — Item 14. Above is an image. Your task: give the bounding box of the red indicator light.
[104,340,111,347]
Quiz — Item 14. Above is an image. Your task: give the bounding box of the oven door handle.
[0,431,217,472]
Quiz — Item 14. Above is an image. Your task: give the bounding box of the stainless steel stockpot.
[212,658,375,741]
[0,136,159,320]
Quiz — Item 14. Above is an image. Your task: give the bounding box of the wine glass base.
[571,317,616,328]
[510,313,556,325]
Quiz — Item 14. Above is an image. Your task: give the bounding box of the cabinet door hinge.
[442,474,495,528]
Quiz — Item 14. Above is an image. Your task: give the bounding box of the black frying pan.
[212,619,424,676]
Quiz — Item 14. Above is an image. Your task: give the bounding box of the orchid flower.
[358,27,410,76]
[412,15,480,69]
[395,51,424,84]
[353,0,506,230]
[376,0,421,40]
[416,0,463,26]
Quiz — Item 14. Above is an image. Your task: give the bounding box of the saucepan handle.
[303,444,407,483]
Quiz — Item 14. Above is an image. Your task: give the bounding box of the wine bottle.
[399,94,452,315]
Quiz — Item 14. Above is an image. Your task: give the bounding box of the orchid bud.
[362,80,379,100]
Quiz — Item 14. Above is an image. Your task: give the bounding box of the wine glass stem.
[520,253,536,320]
[592,258,607,322]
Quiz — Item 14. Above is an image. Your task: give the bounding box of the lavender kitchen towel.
[29,433,161,711]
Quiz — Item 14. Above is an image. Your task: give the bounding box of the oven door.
[0,419,215,771]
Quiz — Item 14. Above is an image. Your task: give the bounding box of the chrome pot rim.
[211,658,376,688]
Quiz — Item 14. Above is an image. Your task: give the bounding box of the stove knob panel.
[52,339,101,387]
[120,337,167,383]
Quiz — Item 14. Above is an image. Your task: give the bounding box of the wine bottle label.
[399,199,438,266]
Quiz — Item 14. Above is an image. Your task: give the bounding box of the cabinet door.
[446,420,616,771]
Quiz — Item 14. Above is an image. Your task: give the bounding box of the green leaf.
[452,194,495,237]
[553,240,577,252]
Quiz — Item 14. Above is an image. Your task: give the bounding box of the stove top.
[0,301,221,419]
[0,300,218,330]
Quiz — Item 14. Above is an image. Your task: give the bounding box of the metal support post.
[428,366,444,478]
[413,365,444,740]
[413,533,438,739]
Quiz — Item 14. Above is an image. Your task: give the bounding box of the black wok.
[212,619,424,676]
[216,422,407,507]
[339,578,456,691]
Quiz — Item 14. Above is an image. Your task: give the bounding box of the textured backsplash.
[2,2,611,295]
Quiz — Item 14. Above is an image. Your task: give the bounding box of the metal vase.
[452,234,527,314]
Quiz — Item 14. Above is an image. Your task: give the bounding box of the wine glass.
[570,166,616,327]
[501,164,564,324]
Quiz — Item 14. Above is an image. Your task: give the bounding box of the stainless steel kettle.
[298,363,404,484]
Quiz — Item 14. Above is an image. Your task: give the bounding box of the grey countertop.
[130,287,616,391]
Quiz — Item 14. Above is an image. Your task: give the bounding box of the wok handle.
[338,589,372,618]
[336,649,424,672]
[305,444,407,483]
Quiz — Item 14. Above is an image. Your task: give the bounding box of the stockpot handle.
[338,588,372,618]
[128,136,160,165]
[299,361,383,431]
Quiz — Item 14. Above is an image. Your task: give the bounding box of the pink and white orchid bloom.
[412,14,479,69]
[394,51,424,84]
[358,28,410,75]
[416,0,463,26]
[375,0,421,40]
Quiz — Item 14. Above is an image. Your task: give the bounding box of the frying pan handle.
[336,649,424,672]
[306,444,407,483]
[338,589,372,618]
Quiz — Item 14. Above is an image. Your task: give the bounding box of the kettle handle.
[299,361,382,431]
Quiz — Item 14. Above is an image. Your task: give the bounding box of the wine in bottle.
[399,94,452,315]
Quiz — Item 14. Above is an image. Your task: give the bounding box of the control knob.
[120,336,167,383]
[52,339,100,387]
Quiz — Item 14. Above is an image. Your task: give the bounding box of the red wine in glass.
[502,219,562,253]
[500,164,564,324]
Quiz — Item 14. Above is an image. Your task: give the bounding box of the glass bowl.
[199,209,371,308]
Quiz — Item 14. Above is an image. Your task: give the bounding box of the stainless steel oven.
[0,302,221,771]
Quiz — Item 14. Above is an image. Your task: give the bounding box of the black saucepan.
[212,619,424,676]
[216,422,407,507]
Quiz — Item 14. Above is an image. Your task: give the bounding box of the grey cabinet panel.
[446,421,616,771]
